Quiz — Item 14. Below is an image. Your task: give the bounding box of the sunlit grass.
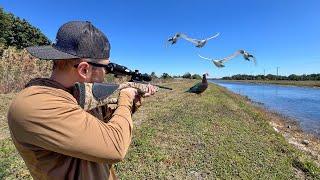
[0,80,319,179]
[116,80,319,179]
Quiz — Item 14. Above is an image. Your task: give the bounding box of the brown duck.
[186,73,209,94]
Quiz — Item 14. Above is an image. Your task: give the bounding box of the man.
[7,21,156,179]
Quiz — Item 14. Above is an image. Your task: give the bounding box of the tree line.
[221,74,320,81]
[150,72,203,80]
[0,7,50,49]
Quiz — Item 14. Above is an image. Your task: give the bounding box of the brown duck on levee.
[186,73,208,94]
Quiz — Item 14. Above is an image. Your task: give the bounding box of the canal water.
[210,80,320,137]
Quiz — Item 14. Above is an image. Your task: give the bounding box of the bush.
[150,72,158,79]
[182,72,191,79]
[160,73,171,79]
[191,74,201,79]
[0,46,52,93]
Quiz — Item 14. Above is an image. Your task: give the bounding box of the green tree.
[182,72,192,79]
[150,72,158,79]
[0,7,51,49]
[191,74,201,79]
[161,73,171,79]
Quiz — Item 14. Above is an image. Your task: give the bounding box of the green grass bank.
[0,80,319,179]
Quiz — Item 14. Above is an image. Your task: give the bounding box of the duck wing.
[205,32,220,41]
[220,51,241,63]
[188,82,203,93]
[249,55,257,65]
[198,54,212,61]
[180,34,199,45]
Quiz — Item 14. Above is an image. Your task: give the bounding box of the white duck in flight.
[167,33,183,45]
[181,33,220,48]
[198,54,234,68]
[198,50,257,68]
[238,50,256,65]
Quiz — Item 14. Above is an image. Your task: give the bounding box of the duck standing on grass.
[186,73,209,94]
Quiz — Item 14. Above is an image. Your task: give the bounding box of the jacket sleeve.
[8,88,134,163]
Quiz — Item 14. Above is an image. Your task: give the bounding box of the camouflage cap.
[27,21,110,61]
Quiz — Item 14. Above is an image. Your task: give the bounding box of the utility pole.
[276,66,279,80]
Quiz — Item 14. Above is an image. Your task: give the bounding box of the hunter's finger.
[151,85,156,94]
[147,84,156,95]
[148,87,154,95]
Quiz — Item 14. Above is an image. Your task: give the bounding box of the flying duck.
[181,33,220,48]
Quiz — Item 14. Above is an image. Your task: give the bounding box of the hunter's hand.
[120,88,142,112]
[143,84,157,97]
[120,88,139,101]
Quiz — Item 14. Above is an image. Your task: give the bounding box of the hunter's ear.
[77,62,90,79]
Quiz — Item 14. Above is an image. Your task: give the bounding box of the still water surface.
[210,80,320,137]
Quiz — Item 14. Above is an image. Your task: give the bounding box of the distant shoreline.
[209,79,320,88]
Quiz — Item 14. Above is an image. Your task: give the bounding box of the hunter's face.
[88,59,110,83]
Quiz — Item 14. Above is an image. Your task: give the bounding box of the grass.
[116,80,320,179]
[0,93,15,140]
[0,79,319,179]
[0,139,31,179]
[220,80,320,88]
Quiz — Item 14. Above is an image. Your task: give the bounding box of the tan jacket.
[7,81,133,180]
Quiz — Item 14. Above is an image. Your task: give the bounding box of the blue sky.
[1,0,320,77]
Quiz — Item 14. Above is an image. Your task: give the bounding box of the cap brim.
[26,45,79,60]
